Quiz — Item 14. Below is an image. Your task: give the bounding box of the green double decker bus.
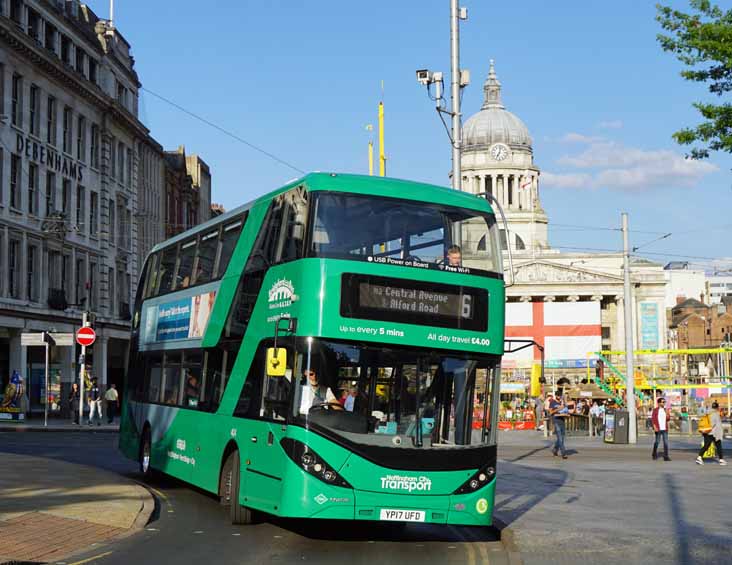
[120,173,505,526]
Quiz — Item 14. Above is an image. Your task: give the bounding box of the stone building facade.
[0,0,169,413]
[460,62,667,377]
[163,145,211,239]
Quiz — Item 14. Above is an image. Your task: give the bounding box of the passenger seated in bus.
[299,368,340,413]
[344,388,358,412]
[184,371,200,408]
[447,245,462,266]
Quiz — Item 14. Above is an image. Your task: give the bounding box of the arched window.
[515,234,526,250]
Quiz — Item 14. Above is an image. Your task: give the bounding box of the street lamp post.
[622,212,637,444]
[415,2,469,246]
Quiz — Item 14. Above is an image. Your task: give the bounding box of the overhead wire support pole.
[622,212,637,444]
[449,0,464,249]
[450,0,461,192]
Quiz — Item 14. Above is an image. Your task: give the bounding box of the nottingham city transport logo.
[380,474,432,492]
[268,279,297,309]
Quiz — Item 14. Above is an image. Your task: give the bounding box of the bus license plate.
[379,509,425,522]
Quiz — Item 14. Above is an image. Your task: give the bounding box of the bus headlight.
[453,465,496,495]
[281,438,352,488]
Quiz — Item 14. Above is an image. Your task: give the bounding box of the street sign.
[76,326,96,347]
[21,332,75,347]
[50,332,74,346]
[21,332,46,346]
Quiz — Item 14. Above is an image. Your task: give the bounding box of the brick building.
[670,296,732,349]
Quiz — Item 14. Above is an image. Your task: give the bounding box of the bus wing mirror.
[266,347,287,377]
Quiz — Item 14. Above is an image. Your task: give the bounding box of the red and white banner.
[505,301,601,365]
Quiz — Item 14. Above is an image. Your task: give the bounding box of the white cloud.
[558,132,604,144]
[597,120,623,129]
[541,172,592,189]
[544,137,718,191]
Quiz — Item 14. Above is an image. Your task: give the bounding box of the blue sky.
[88,0,732,270]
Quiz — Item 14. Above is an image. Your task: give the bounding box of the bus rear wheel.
[221,451,254,525]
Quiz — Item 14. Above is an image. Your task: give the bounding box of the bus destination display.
[341,274,488,331]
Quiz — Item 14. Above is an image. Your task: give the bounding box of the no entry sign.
[76,326,96,347]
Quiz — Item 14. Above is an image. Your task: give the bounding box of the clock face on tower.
[490,143,510,161]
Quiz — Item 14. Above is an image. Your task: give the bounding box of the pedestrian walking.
[548,392,569,459]
[104,383,119,424]
[69,382,80,425]
[590,400,602,436]
[543,392,554,431]
[535,396,545,431]
[696,401,727,466]
[87,377,102,426]
[651,397,671,461]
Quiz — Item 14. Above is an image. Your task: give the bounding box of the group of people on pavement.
[67,379,119,426]
[650,396,726,465]
[540,390,728,466]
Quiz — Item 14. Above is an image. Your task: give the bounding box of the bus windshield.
[309,192,501,273]
[287,339,498,448]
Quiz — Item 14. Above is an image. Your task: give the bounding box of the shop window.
[47,96,57,145]
[77,115,86,161]
[10,154,20,209]
[60,35,71,66]
[29,84,39,136]
[28,163,38,216]
[75,48,86,76]
[89,58,98,84]
[62,106,72,154]
[26,8,40,42]
[45,21,57,53]
[11,73,22,128]
[9,239,20,298]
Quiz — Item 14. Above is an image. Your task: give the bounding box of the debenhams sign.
[16,133,85,182]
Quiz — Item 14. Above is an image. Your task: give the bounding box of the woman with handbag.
[696,402,727,466]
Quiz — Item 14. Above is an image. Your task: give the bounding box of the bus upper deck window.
[144,253,159,298]
[176,240,197,290]
[194,230,218,285]
[157,246,177,295]
[216,220,243,278]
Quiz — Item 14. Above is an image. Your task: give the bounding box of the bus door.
[243,341,296,511]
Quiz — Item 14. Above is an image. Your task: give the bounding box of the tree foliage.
[657,0,732,159]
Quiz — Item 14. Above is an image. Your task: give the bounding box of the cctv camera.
[416,69,432,85]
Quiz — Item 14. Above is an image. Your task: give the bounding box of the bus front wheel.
[222,451,254,525]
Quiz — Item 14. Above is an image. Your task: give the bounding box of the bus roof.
[151,173,495,253]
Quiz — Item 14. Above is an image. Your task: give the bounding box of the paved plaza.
[495,431,731,564]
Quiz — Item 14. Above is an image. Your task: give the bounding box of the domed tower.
[461,61,548,253]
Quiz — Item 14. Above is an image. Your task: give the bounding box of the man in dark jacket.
[87,377,102,426]
[651,397,671,461]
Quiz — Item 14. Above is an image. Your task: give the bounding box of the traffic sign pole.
[78,312,89,424]
[44,338,49,428]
